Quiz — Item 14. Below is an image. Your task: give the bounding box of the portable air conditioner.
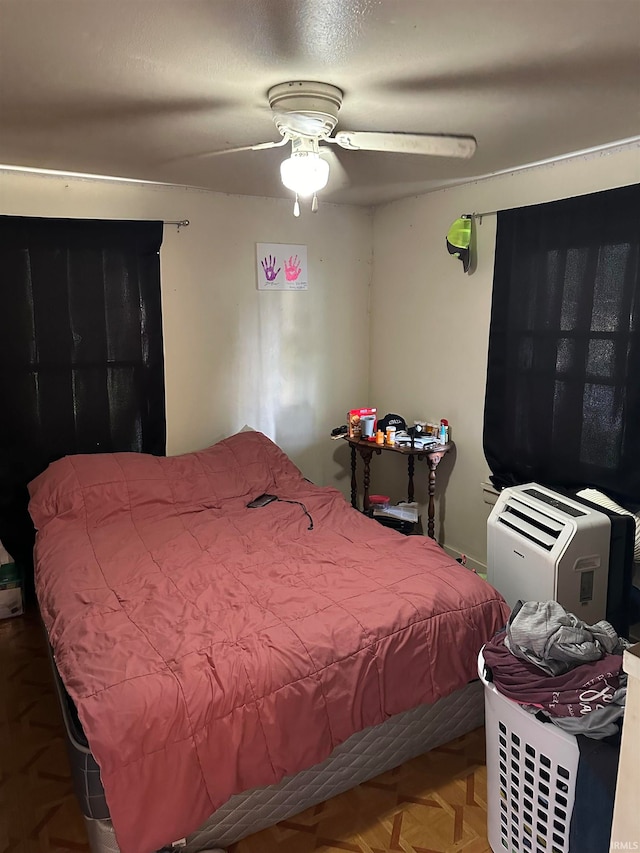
[487,483,634,635]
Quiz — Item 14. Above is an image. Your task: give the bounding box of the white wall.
[3,147,638,540]
[370,145,640,568]
[0,171,373,493]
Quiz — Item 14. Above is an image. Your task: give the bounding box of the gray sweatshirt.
[505,600,629,676]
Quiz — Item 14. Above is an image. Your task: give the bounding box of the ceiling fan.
[197,81,477,216]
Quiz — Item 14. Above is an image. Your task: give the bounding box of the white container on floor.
[478,649,579,853]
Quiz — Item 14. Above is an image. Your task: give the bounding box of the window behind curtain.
[484,183,640,504]
[0,216,166,590]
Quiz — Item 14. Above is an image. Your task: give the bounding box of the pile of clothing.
[482,599,630,738]
[483,599,631,853]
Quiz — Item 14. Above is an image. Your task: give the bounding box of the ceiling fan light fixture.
[280,151,330,197]
[191,81,477,210]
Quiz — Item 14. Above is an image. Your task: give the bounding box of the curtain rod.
[164,219,190,229]
[463,211,496,223]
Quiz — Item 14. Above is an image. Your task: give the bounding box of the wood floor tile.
[0,611,90,853]
[230,730,491,853]
[1,610,492,853]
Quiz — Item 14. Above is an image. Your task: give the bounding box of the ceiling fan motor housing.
[268,81,343,140]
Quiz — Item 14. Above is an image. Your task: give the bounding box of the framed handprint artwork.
[256,242,308,290]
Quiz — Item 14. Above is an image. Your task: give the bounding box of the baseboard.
[442,545,487,580]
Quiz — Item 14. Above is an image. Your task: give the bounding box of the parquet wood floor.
[0,610,90,853]
[230,732,491,853]
[0,610,491,853]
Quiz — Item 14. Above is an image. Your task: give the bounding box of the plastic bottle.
[439,419,449,444]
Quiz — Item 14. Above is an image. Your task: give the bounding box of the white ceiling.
[1,0,639,207]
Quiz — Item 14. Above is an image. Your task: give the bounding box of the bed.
[29,430,509,853]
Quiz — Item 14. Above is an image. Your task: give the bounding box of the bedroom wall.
[0,170,373,494]
[369,144,640,569]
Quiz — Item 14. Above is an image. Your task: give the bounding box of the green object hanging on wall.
[446,216,472,272]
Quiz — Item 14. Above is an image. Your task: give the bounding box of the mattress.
[31,430,508,852]
[74,679,484,852]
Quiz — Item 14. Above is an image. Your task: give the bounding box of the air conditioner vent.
[503,499,565,536]
[496,498,566,551]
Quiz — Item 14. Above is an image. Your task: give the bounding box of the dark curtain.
[484,183,640,504]
[0,216,165,596]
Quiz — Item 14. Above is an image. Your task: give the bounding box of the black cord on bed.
[246,493,314,530]
[275,498,314,530]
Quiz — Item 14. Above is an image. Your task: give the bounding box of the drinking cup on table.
[361,416,376,438]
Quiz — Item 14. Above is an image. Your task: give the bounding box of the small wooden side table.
[343,436,452,539]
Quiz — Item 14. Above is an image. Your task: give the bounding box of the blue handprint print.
[261,254,281,282]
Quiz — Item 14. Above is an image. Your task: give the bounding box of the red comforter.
[30,431,508,853]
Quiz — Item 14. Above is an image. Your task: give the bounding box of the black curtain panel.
[484,183,640,504]
[0,216,165,593]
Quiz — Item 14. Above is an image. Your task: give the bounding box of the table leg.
[362,450,373,512]
[350,445,357,508]
[425,450,446,539]
[407,456,415,503]
[427,461,437,539]
[352,445,378,512]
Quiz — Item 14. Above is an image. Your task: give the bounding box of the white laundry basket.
[478,649,580,853]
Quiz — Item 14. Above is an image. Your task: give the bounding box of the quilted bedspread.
[30,431,509,853]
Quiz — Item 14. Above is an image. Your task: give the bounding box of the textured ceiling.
[1,0,639,206]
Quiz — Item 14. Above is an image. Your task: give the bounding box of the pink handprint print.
[261,254,281,282]
[284,254,302,282]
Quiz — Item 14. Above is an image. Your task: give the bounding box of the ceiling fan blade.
[333,131,476,159]
[165,137,287,164]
